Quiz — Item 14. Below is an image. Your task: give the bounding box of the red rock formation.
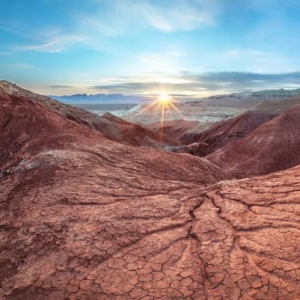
[0,93,219,180]
[0,93,101,172]
[180,110,276,156]
[1,88,300,299]
[93,113,178,148]
[0,80,96,122]
[0,81,175,149]
[207,104,300,178]
[147,119,210,142]
[178,96,300,158]
[187,165,300,299]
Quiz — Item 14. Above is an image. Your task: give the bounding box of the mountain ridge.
[48,84,300,104]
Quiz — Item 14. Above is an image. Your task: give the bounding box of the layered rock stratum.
[178,110,276,156]
[1,83,300,299]
[166,96,300,160]
[207,104,300,178]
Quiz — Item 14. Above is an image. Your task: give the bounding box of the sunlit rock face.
[1,86,300,299]
[149,95,300,162]
[176,110,277,156]
[207,104,300,178]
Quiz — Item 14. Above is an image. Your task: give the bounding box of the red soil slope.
[207,104,300,178]
[93,113,178,147]
[180,110,276,156]
[178,97,300,158]
[147,119,210,142]
[0,81,176,148]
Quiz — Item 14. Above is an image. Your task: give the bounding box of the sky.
[1,0,300,97]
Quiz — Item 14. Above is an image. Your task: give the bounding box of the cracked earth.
[2,144,300,299]
[1,91,300,299]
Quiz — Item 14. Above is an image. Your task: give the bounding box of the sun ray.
[169,101,185,118]
[129,93,185,143]
[160,102,166,141]
[129,99,160,120]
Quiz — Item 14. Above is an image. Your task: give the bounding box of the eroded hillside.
[1,85,300,299]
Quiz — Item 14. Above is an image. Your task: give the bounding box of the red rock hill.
[207,104,300,178]
[1,86,300,299]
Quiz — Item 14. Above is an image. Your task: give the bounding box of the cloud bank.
[89,71,300,96]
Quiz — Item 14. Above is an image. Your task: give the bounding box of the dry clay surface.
[2,149,300,300]
[1,91,300,299]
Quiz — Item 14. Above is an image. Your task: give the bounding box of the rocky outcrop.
[186,165,300,299]
[176,96,300,158]
[207,104,300,178]
[0,93,214,179]
[2,155,300,299]
[177,110,276,157]
[0,80,96,122]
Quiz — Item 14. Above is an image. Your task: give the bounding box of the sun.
[157,93,172,104]
[129,92,184,142]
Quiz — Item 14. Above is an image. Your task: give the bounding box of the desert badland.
[1,80,300,299]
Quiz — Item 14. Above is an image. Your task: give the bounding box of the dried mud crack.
[1,88,300,299]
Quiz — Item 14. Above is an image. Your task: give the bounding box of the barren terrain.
[1,82,300,299]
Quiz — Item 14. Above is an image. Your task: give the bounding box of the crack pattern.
[1,96,300,299]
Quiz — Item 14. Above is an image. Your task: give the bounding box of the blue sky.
[1,0,300,97]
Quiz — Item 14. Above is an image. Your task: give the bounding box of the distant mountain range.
[216,88,300,100]
[49,93,152,104]
[49,88,300,104]
[183,88,300,109]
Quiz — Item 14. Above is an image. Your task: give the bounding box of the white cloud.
[19,33,86,53]
[78,15,124,37]
[82,0,220,34]
[210,49,298,73]
[11,0,220,54]
[138,0,219,32]
[140,3,175,32]
[81,70,300,96]
[25,70,300,97]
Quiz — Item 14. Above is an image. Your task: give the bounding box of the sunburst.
[130,93,184,141]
